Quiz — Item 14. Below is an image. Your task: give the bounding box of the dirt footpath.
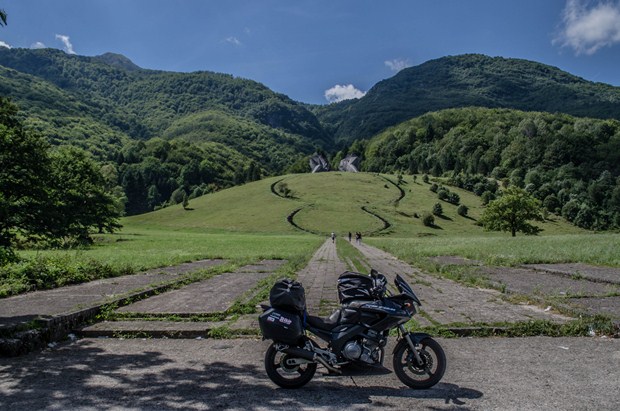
[1,336,618,410]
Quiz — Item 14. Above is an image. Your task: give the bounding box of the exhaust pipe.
[282,347,342,375]
[282,347,316,361]
[315,356,342,374]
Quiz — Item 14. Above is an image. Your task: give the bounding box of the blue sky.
[2,0,620,104]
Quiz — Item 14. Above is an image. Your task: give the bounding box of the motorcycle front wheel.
[264,342,317,389]
[393,337,446,389]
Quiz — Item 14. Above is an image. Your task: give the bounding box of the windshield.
[395,274,422,306]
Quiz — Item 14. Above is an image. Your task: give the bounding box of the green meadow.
[6,172,618,297]
[369,233,620,267]
[21,172,616,267]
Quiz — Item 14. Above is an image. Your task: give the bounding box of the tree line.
[1,98,120,262]
[362,107,620,230]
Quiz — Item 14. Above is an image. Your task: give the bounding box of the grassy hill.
[125,172,583,238]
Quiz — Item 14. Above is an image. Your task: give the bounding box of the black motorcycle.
[258,269,446,389]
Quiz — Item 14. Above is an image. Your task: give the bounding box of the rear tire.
[393,337,446,389]
[264,342,317,388]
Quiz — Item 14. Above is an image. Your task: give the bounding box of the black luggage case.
[269,278,306,311]
[258,307,304,345]
[337,271,376,303]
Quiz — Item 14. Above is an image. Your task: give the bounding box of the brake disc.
[407,349,433,375]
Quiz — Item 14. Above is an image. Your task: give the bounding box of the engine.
[342,338,383,364]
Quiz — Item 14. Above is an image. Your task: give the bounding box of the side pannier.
[258,307,304,345]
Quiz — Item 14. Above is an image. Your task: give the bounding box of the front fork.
[398,325,425,366]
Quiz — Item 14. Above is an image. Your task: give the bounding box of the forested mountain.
[315,54,620,145]
[3,48,620,224]
[0,48,329,145]
[361,107,620,230]
[0,48,330,214]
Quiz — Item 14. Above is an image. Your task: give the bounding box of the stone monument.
[338,153,360,172]
[309,153,330,173]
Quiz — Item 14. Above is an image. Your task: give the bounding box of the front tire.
[264,342,317,389]
[393,337,446,389]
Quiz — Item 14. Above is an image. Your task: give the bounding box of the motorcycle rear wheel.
[264,342,317,389]
[393,337,446,389]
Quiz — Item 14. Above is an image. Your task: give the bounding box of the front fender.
[393,332,432,353]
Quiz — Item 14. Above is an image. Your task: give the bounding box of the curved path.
[360,206,391,234]
[272,175,394,236]
[378,175,406,203]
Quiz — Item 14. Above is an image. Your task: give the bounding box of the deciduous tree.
[0,98,51,252]
[480,186,543,236]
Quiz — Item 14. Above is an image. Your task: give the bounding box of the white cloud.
[324,84,366,103]
[31,41,46,49]
[0,40,11,49]
[385,58,411,72]
[554,0,620,55]
[55,34,76,54]
[225,36,242,46]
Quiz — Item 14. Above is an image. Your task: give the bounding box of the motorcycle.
[258,269,446,389]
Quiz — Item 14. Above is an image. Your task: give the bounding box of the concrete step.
[77,320,229,339]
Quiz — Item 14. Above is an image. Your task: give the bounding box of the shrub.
[457,204,468,217]
[422,213,435,227]
[432,203,443,216]
[170,188,186,204]
[430,183,439,193]
[448,192,460,205]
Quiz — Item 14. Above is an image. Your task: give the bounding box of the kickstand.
[349,376,359,387]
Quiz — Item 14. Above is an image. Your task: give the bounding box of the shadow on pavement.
[0,340,483,410]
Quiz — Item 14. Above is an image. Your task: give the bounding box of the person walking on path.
[348,232,352,242]
[331,232,336,243]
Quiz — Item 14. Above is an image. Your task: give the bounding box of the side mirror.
[370,269,378,278]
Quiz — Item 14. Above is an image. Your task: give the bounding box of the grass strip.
[335,237,370,273]
[405,315,619,338]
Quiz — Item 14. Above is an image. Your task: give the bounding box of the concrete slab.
[0,259,227,330]
[429,256,483,266]
[0,259,228,356]
[566,296,620,320]
[352,243,570,325]
[478,266,619,297]
[229,314,259,330]
[524,263,620,285]
[117,260,286,315]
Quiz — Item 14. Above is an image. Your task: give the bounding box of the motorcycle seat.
[306,309,341,331]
